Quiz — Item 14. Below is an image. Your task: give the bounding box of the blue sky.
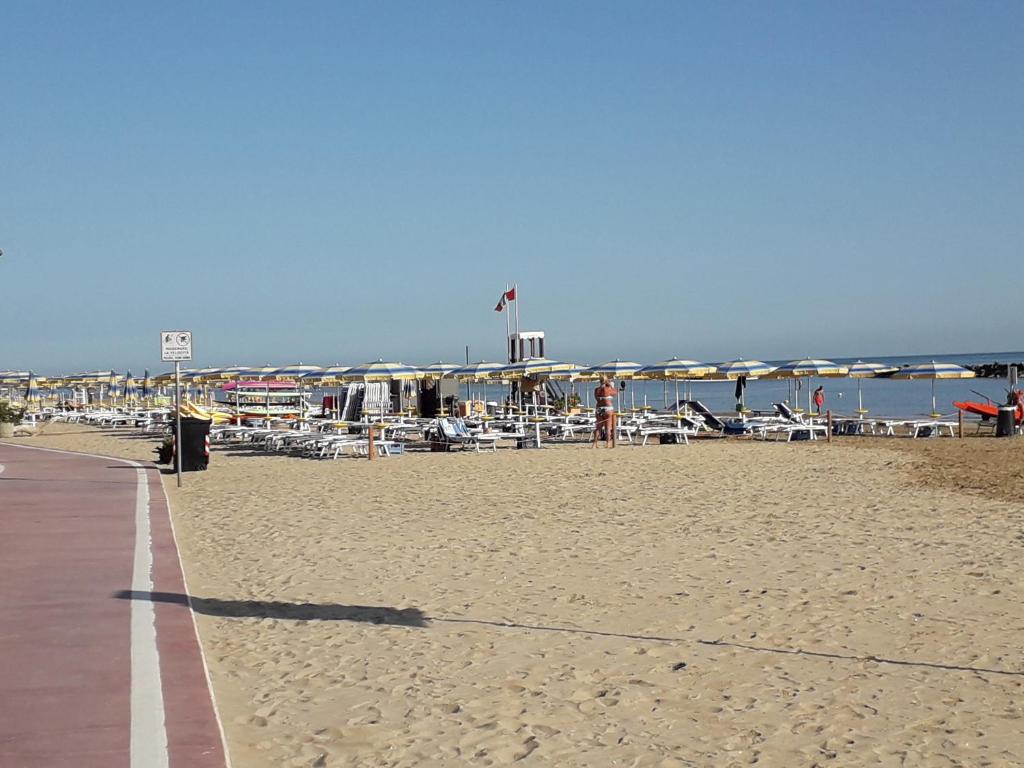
[2,1,1022,374]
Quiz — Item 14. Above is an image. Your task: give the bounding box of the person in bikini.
[592,376,617,448]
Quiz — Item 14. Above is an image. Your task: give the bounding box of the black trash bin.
[996,406,1017,438]
[175,417,211,470]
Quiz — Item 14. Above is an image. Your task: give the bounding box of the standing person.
[592,376,617,448]
[813,385,825,416]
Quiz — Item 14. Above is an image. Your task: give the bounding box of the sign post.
[161,331,193,487]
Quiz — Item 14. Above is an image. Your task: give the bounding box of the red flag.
[505,286,516,301]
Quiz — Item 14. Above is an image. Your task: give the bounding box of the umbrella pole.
[858,379,863,416]
[932,378,937,416]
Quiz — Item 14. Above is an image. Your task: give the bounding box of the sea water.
[587,352,1024,418]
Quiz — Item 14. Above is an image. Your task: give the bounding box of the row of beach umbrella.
[3,358,977,415]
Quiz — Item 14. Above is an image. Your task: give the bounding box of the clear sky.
[2,1,1022,374]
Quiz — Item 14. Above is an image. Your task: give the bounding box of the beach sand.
[7,424,1024,766]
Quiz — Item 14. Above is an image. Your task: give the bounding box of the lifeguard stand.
[509,331,545,363]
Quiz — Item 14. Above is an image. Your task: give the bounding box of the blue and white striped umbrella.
[125,372,140,403]
[638,359,718,379]
[235,366,280,380]
[892,361,976,381]
[585,360,644,379]
[639,359,718,412]
[341,360,423,381]
[1,370,30,384]
[893,361,975,416]
[421,362,460,379]
[107,371,122,399]
[846,360,899,414]
[24,371,40,402]
[300,366,351,383]
[452,361,507,380]
[711,359,774,379]
[266,364,323,380]
[767,359,849,378]
[499,358,575,379]
[766,359,849,414]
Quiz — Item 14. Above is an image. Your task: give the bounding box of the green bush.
[0,400,27,424]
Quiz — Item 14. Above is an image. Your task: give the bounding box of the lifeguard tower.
[509,331,545,363]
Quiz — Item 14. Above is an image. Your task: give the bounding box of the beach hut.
[846,361,899,416]
[892,361,975,417]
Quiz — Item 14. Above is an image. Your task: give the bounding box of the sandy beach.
[8,424,1024,767]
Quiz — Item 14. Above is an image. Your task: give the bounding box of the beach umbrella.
[142,369,152,398]
[24,371,40,404]
[533,364,591,410]
[302,365,352,382]
[419,363,460,415]
[846,361,899,415]
[497,358,574,414]
[639,359,718,411]
[893,361,975,417]
[710,359,774,410]
[499,358,574,378]
[585,360,644,379]
[236,366,280,379]
[421,362,460,378]
[268,364,323,380]
[766,359,850,414]
[266,365,322,421]
[341,360,423,381]
[453,361,508,413]
[124,371,138,403]
[0,370,31,384]
[584,360,646,411]
[452,361,507,380]
[711,359,774,379]
[107,371,122,402]
[342,361,423,417]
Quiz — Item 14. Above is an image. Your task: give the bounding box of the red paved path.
[0,443,228,768]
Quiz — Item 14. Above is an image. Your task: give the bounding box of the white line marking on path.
[0,463,5,474]
[131,463,169,768]
[160,479,235,768]
[1,444,170,767]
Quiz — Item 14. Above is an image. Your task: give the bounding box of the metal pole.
[504,283,511,363]
[958,408,964,438]
[826,409,832,442]
[513,282,520,351]
[175,361,182,488]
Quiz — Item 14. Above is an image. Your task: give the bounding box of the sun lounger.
[435,418,502,452]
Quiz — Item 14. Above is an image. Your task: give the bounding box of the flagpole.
[513,281,520,354]
[504,282,511,363]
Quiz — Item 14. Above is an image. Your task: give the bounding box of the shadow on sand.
[114,589,427,627]
[115,591,1023,677]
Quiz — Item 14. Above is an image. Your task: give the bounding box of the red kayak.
[955,393,1024,423]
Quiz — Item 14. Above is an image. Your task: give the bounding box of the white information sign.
[160,330,193,362]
